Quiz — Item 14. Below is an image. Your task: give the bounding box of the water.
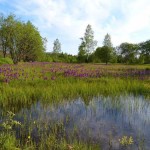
[0,95,150,149]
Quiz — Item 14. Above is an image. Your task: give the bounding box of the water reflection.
[1,95,150,149]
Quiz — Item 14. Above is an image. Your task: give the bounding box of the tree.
[95,33,113,64]
[77,38,86,62]
[95,46,112,64]
[42,37,47,52]
[110,47,117,63]
[19,21,45,62]
[0,14,45,64]
[53,39,61,54]
[139,40,150,64]
[78,24,97,62]
[119,42,138,64]
[3,14,21,64]
[0,13,8,58]
[103,33,113,47]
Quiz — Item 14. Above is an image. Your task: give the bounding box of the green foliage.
[42,52,77,63]
[119,136,134,146]
[19,21,45,62]
[39,134,99,150]
[0,13,8,58]
[139,40,150,64]
[0,14,23,64]
[117,54,123,63]
[110,51,117,63]
[53,38,61,54]
[0,133,19,150]
[95,46,112,64]
[1,111,21,131]
[0,111,21,150]
[51,38,62,62]
[103,33,113,47]
[78,24,97,62]
[0,57,13,65]
[94,34,116,64]
[0,13,45,64]
[78,39,87,63]
[119,42,139,64]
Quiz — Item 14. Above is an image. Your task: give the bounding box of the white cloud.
[1,0,150,54]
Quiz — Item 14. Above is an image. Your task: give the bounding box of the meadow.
[0,62,149,102]
[0,62,150,150]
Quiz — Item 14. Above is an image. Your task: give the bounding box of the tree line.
[77,24,150,64]
[0,13,149,64]
[0,13,45,64]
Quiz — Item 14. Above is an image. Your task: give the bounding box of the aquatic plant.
[0,111,21,150]
[119,136,134,147]
[2,111,21,131]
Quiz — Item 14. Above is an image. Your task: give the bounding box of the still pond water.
[1,95,150,149]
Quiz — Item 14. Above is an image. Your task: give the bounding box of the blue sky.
[0,0,150,55]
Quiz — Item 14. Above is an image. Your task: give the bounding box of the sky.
[0,0,150,55]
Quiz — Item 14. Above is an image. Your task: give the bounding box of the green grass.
[0,57,13,65]
[0,63,149,149]
[0,77,149,103]
[0,132,100,150]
